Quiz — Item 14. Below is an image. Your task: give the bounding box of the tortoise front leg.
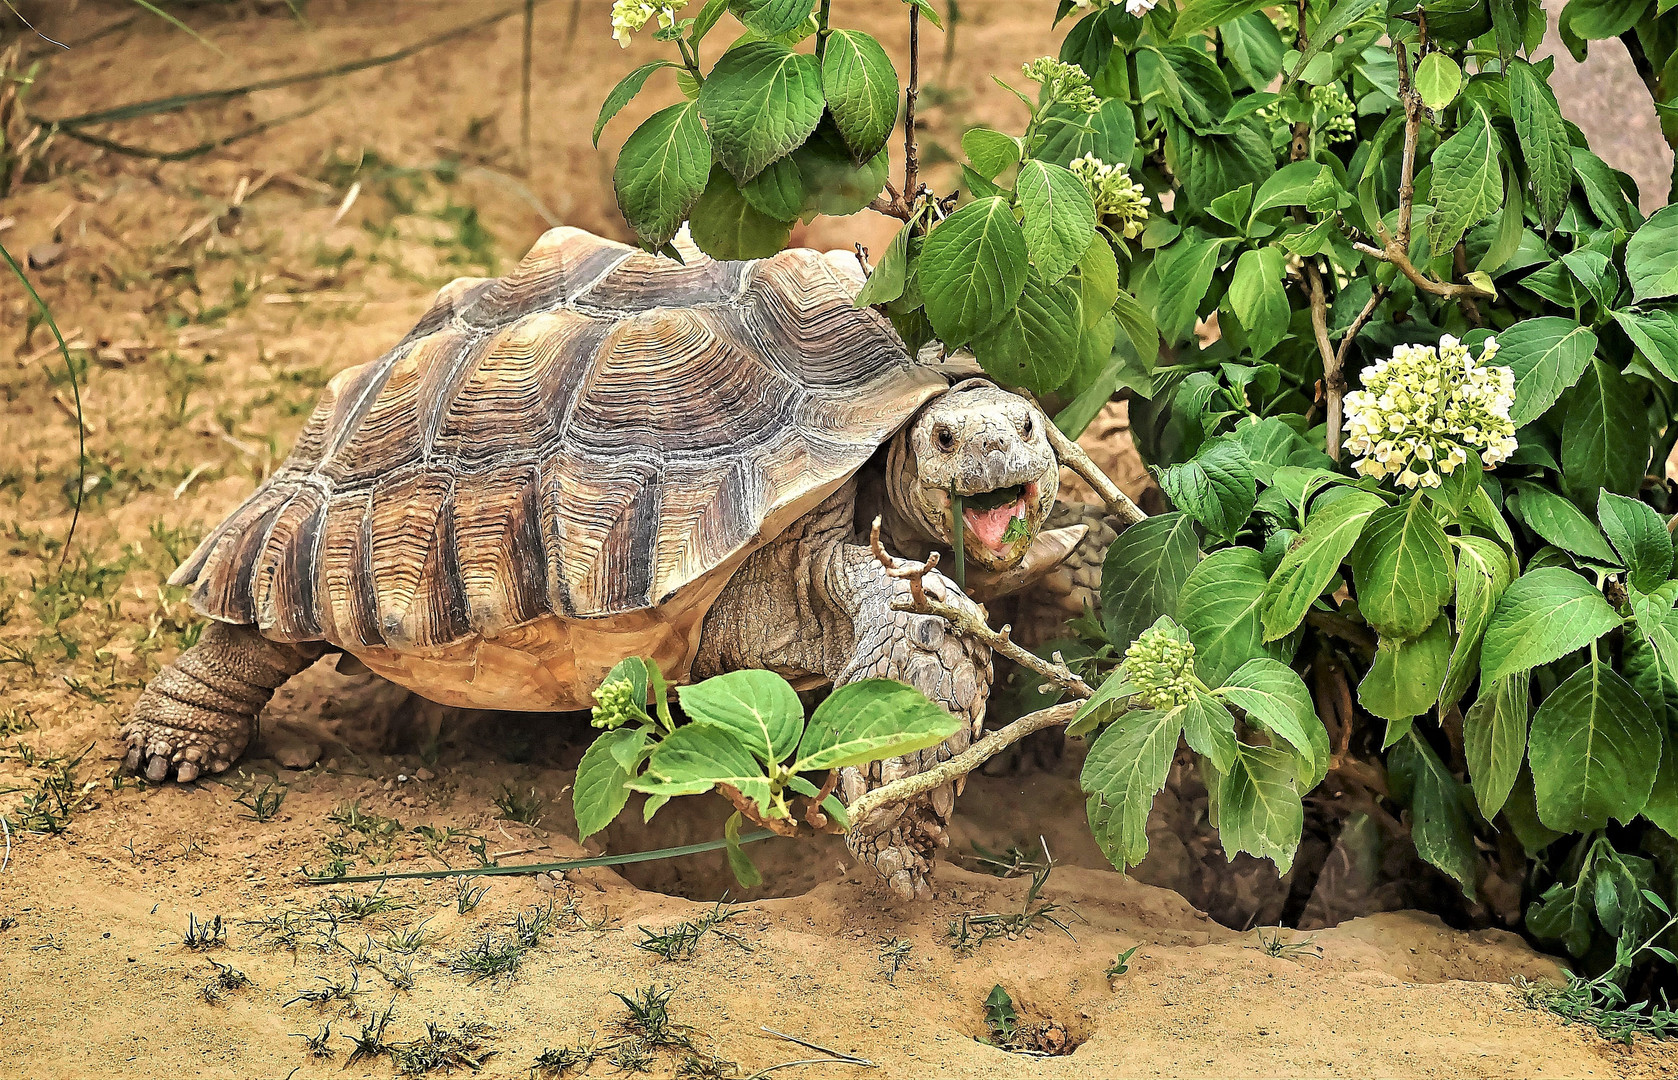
[826,544,991,898]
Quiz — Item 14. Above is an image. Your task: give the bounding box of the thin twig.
[1303,262,1340,458]
[1358,238,1494,302]
[904,3,921,212]
[759,1027,874,1067]
[1038,418,1146,525]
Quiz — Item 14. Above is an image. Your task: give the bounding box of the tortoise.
[123,227,1113,898]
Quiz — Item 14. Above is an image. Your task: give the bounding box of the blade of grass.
[126,0,225,55]
[1,241,84,563]
[2,0,67,49]
[52,101,323,162]
[303,829,780,884]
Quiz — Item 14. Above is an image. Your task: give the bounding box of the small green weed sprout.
[292,1023,335,1060]
[1106,944,1139,981]
[389,1019,494,1075]
[1250,927,1322,960]
[946,861,1072,955]
[234,780,287,822]
[492,783,545,826]
[531,1039,598,1076]
[199,959,252,1003]
[878,937,913,983]
[454,876,489,914]
[182,913,226,950]
[633,900,749,961]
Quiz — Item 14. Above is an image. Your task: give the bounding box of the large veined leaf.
[1227,247,1289,358]
[1389,733,1480,900]
[1083,706,1184,869]
[1508,481,1618,564]
[1563,0,1652,38]
[1182,693,1239,773]
[1561,359,1651,500]
[1359,616,1451,724]
[1033,97,1137,171]
[1216,741,1304,873]
[1481,567,1622,684]
[1260,490,1386,641]
[1178,547,1297,686]
[676,668,803,766]
[1017,159,1098,283]
[1506,58,1572,232]
[1249,161,1331,219]
[1612,308,1678,383]
[1439,535,1515,713]
[594,61,675,147]
[920,196,1029,345]
[820,29,899,163]
[853,215,914,307]
[1167,121,1276,220]
[739,155,807,220]
[688,165,793,260]
[728,0,813,35]
[1220,12,1285,91]
[1414,52,1462,111]
[1428,102,1503,257]
[1156,436,1258,543]
[1217,658,1324,781]
[1628,205,1678,301]
[969,268,1083,396]
[1599,490,1674,593]
[1154,234,1235,345]
[612,102,713,250]
[1493,318,1598,428]
[1464,672,1530,818]
[792,679,959,772]
[1350,498,1454,640]
[635,724,774,814]
[698,42,824,182]
[1172,0,1271,38]
[574,727,646,839]
[1529,661,1660,832]
[1101,512,1201,651]
[1153,45,1236,136]
[962,128,1021,179]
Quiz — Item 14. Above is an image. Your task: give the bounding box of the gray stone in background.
[1537,20,1673,211]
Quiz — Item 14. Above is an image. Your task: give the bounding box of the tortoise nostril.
[1021,415,1034,437]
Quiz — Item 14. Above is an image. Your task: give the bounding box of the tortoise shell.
[170,227,947,710]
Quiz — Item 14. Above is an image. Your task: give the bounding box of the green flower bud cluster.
[1344,335,1518,490]
[1256,83,1356,157]
[591,677,647,729]
[610,0,688,47]
[1022,57,1100,115]
[1124,626,1198,711]
[1069,153,1151,239]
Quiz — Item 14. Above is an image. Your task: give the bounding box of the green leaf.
[1612,308,1678,383]
[1428,102,1503,258]
[1110,287,1159,369]
[792,679,959,772]
[1508,481,1618,564]
[793,125,890,216]
[1260,490,1386,641]
[1216,741,1304,874]
[1017,160,1098,283]
[1227,247,1289,358]
[1570,147,1637,229]
[1561,358,1650,500]
[574,727,645,839]
[1183,693,1239,773]
[1628,205,1678,302]
[1440,535,1515,713]
[1599,491,1673,593]
[688,165,794,260]
[698,42,824,182]
[1506,59,1571,232]
[1155,45,1235,136]
[1529,661,1661,831]
[1156,436,1258,543]
[1249,161,1331,220]
[636,724,774,813]
[1076,235,1120,327]
[1563,0,1652,39]
[921,196,1029,346]
[1033,97,1137,170]
[723,810,763,888]
[1351,497,1454,641]
[1218,658,1325,781]
[1464,671,1530,818]
[962,128,1021,180]
[739,155,807,220]
[854,217,915,307]
[1167,121,1276,216]
[1415,52,1463,111]
[1481,566,1622,685]
[1221,12,1286,91]
[1172,0,1271,38]
[1389,732,1480,900]
[1359,615,1451,723]
[1068,667,1138,737]
[595,61,675,148]
[1154,235,1233,345]
[1059,9,1113,77]
[1101,512,1201,651]
[821,29,899,163]
[1494,317,1599,427]
[728,0,813,35]
[676,668,803,766]
[612,102,713,250]
[1083,706,1183,869]
[969,268,1083,396]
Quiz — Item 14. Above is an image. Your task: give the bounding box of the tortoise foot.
[120,719,242,784]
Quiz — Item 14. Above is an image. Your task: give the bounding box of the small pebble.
[27,242,65,270]
[415,768,436,781]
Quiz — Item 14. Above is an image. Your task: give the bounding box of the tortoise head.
[887,378,1061,573]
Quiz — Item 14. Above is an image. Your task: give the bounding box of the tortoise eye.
[1021,415,1034,437]
[934,425,956,451]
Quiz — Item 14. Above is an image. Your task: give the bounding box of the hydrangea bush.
[589,0,1678,997]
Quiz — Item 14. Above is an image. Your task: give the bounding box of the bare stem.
[904,3,921,208]
[1357,239,1494,302]
[1304,262,1342,458]
[1395,39,1421,250]
[846,702,1081,829]
[1039,415,1147,525]
[520,0,535,175]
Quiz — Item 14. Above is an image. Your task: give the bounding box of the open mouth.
[957,481,1037,555]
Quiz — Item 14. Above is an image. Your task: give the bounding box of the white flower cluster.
[1069,153,1150,239]
[1070,0,1160,15]
[1021,57,1100,114]
[1343,335,1518,490]
[610,0,688,47]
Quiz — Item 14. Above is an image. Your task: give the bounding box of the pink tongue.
[963,499,1026,552]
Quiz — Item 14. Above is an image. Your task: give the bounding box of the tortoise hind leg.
[123,622,325,782]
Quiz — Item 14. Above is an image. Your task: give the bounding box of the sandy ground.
[2,1,1678,1076]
